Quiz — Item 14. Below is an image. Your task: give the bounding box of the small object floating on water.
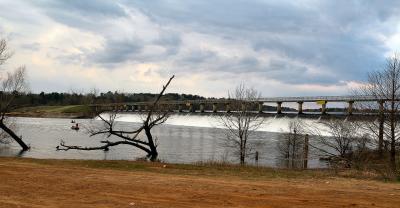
[71,123,79,130]
[71,120,76,123]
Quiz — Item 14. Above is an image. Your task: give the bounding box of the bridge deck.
[94,95,382,106]
[107,96,381,105]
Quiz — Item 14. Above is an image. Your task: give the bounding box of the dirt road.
[0,158,399,208]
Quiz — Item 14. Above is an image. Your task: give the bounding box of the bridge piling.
[212,103,218,113]
[241,103,246,111]
[189,103,195,113]
[258,102,263,113]
[297,101,303,114]
[277,102,282,114]
[200,103,205,113]
[226,103,231,113]
[347,101,354,115]
[321,101,327,114]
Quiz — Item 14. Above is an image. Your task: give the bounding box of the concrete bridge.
[91,95,384,115]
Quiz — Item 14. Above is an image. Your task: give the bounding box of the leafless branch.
[58,75,175,161]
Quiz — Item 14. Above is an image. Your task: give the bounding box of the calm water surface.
[0,114,328,168]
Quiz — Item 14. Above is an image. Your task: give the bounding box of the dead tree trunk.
[378,112,384,157]
[144,124,158,161]
[0,119,29,151]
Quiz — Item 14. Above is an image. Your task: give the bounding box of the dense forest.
[10,91,208,107]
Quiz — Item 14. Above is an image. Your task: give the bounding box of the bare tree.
[57,76,174,161]
[0,39,13,65]
[218,84,265,165]
[85,87,99,105]
[355,55,400,172]
[0,38,29,151]
[316,119,360,158]
[304,119,369,168]
[276,120,305,169]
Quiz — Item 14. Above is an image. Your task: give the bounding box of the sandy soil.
[0,158,399,208]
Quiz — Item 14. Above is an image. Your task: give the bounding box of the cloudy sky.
[0,0,399,97]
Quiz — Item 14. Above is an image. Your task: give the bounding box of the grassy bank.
[1,157,396,182]
[8,105,93,118]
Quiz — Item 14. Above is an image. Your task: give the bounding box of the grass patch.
[1,157,335,180]
[14,105,90,114]
[1,157,396,182]
[11,105,93,118]
[60,105,91,113]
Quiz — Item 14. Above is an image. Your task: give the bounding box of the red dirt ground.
[0,158,399,208]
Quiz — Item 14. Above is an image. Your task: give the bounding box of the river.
[0,113,330,168]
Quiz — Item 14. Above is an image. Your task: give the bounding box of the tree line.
[9,91,206,107]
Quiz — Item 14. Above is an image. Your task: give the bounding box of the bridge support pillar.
[258,102,263,113]
[298,102,303,114]
[212,103,218,113]
[321,101,327,114]
[189,103,195,113]
[347,101,354,115]
[241,103,246,111]
[165,104,170,112]
[277,102,282,114]
[226,103,231,113]
[200,103,205,113]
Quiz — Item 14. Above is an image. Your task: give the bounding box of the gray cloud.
[153,32,182,55]
[2,0,400,95]
[180,50,217,65]
[20,42,40,51]
[88,39,143,66]
[32,0,126,31]
[125,0,398,84]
